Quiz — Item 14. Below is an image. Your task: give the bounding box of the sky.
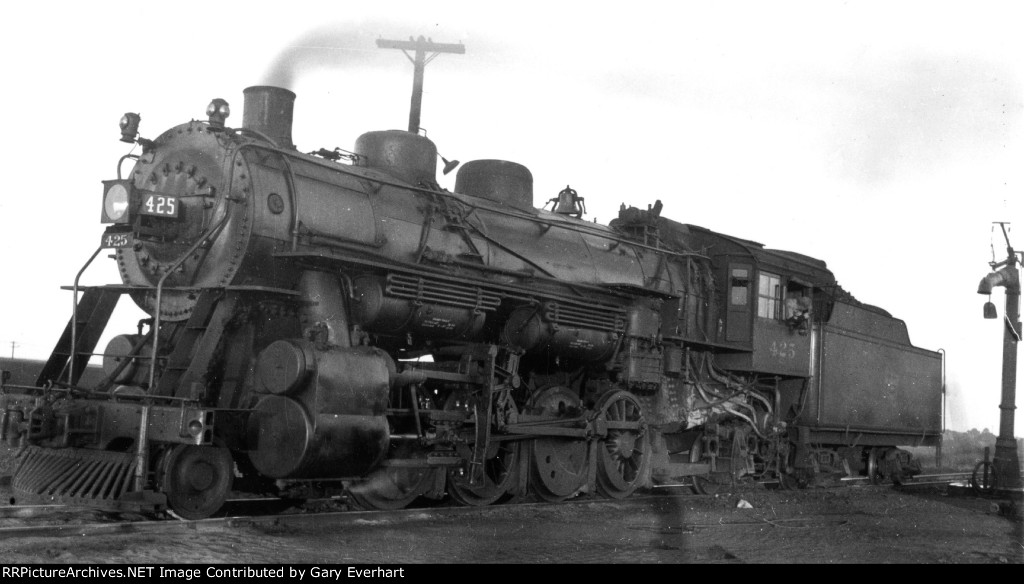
[0,1,1021,434]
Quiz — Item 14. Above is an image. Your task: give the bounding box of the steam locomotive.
[0,80,943,519]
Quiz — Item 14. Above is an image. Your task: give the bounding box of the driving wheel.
[594,390,649,499]
[527,386,588,502]
[445,391,519,506]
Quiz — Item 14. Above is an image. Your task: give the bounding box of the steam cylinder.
[247,341,391,478]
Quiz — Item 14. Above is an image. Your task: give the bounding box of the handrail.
[146,214,230,391]
[135,213,228,493]
[66,245,105,387]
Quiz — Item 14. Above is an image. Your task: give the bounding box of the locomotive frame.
[0,78,943,519]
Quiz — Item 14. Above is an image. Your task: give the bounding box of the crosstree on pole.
[376,36,465,134]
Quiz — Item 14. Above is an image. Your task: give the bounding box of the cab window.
[757,272,782,319]
[730,268,750,305]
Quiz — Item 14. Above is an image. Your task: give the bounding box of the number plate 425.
[102,232,134,248]
[140,193,179,218]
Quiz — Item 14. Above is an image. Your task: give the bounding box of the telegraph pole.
[376,36,465,134]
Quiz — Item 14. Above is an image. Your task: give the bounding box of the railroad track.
[840,471,974,486]
[0,471,1002,539]
[0,490,696,539]
[0,496,318,522]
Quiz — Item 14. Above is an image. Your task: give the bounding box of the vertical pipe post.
[978,231,1022,490]
[994,269,1021,489]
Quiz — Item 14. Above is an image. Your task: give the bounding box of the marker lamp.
[206,98,230,129]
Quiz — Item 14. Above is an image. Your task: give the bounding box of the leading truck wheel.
[161,445,234,520]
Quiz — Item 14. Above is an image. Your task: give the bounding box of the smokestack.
[242,86,296,150]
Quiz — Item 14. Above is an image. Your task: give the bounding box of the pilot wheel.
[160,444,234,520]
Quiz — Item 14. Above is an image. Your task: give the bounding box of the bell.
[553,191,577,214]
[983,301,998,319]
[552,185,584,216]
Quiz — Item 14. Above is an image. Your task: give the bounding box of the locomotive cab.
[709,242,835,378]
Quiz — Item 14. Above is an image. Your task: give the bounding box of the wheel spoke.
[595,391,649,499]
[448,442,518,506]
[445,391,518,506]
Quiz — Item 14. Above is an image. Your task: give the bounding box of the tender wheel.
[444,391,519,506]
[527,386,588,502]
[868,447,907,486]
[882,448,907,485]
[160,445,234,520]
[866,447,882,485]
[347,443,440,511]
[594,390,649,499]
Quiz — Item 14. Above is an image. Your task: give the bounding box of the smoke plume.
[262,21,407,89]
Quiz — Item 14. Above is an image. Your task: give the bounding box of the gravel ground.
[1,453,1021,565]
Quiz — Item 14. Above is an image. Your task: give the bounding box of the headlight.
[101,180,132,224]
